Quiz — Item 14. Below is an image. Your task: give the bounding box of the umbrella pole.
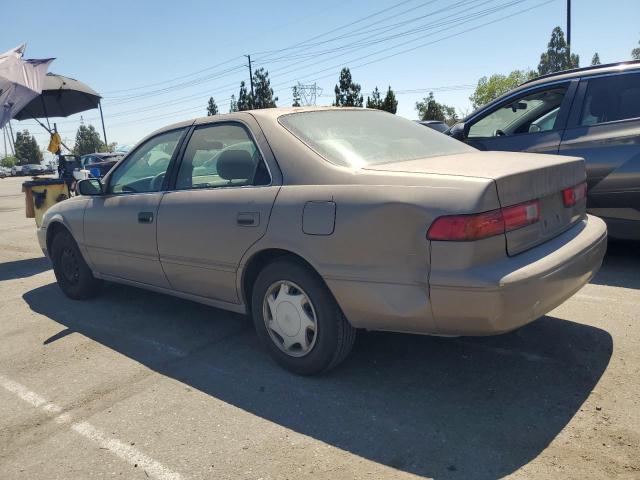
[98,100,109,151]
[31,117,71,153]
[7,121,16,156]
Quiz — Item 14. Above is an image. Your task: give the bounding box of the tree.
[251,68,278,109]
[333,67,363,107]
[292,86,301,107]
[382,86,398,114]
[207,97,219,116]
[366,86,398,113]
[0,155,17,168]
[591,53,601,65]
[415,92,458,125]
[632,40,640,60]
[366,87,383,109]
[72,124,105,156]
[538,26,579,75]
[470,70,537,109]
[14,130,43,165]
[229,94,238,113]
[236,81,251,111]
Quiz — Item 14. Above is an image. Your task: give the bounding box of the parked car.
[80,152,124,170]
[39,107,606,374]
[416,120,449,133]
[23,163,46,176]
[79,152,123,180]
[448,60,640,240]
[0,167,7,178]
[11,165,23,176]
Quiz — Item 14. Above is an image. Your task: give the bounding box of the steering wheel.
[150,172,166,191]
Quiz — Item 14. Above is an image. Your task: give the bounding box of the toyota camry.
[38,107,607,374]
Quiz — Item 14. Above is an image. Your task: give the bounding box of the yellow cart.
[22,178,69,228]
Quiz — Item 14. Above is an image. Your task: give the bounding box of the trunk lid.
[364,151,587,255]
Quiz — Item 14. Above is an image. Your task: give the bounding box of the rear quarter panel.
[241,176,500,333]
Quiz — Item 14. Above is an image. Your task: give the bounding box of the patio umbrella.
[0,44,53,129]
[13,73,109,146]
[13,73,101,119]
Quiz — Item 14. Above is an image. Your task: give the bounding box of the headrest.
[588,89,610,120]
[217,149,256,181]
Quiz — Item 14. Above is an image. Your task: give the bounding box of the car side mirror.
[529,124,542,133]
[449,122,467,141]
[77,178,103,196]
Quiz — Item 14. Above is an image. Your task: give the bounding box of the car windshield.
[279,110,474,168]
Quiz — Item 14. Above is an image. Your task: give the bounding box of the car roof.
[145,106,374,140]
[521,60,640,86]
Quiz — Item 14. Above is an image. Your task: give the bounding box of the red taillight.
[427,200,540,241]
[562,182,587,207]
[502,200,540,230]
[427,209,504,241]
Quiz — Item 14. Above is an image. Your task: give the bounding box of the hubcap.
[262,280,318,357]
[60,247,80,285]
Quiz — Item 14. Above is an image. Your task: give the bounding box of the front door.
[157,121,279,303]
[464,82,576,154]
[84,128,185,287]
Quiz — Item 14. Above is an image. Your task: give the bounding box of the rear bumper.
[429,214,607,335]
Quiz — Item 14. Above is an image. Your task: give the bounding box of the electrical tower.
[295,82,323,106]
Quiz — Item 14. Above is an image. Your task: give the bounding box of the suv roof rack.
[522,60,640,85]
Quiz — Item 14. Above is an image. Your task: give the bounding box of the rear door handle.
[237,212,259,227]
[138,211,154,224]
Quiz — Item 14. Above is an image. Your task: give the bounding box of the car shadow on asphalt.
[0,257,50,282]
[590,240,640,289]
[23,282,612,480]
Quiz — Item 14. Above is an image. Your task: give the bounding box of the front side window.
[580,73,640,126]
[108,129,183,194]
[175,123,270,190]
[468,86,567,138]
[279,110,473,168]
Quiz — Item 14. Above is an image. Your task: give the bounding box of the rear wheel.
[51,230,102,300]
[251,258,356,375]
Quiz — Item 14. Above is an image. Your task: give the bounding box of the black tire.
[51,229,102,300]
[251,258,356,375]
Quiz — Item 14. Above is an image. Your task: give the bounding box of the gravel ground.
[0,175,638,479]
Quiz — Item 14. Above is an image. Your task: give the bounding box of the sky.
[2,0,639,157]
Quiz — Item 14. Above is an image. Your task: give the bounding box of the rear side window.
[580,73,640,126]
[175,123,270,190]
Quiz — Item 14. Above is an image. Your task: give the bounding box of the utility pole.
[566,0,571,59]
[245,54,255,108]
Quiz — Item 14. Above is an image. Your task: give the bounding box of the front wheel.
[51,230,102,300]
[251,259,356,375]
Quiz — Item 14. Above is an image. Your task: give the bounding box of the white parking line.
[0,374,184,480]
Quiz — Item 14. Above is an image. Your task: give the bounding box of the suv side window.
[468,86,567,138]
[175,123,270,190]
[108,129,183,194]
[580,73,640,126]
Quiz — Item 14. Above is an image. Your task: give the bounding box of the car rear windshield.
[279,110,474,168]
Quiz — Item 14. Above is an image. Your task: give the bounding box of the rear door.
[464,81,577,154]
[559,71,640,229]
[156,118,280,303]
[83,128,186,287]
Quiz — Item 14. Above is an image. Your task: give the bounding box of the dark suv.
[449,61,640,240]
